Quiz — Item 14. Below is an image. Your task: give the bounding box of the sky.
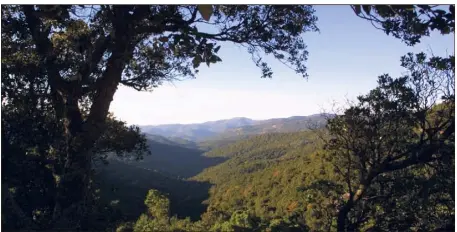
[109,5,454,126]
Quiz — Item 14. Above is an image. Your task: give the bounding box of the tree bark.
[337,175,373,232]
[52,51,130,229]
[337,200,353,232]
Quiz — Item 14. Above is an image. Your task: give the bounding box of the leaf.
[192,55,202,68]
[362,5,371,15]
[353,5,362,15]
[214,45,221,53]
[198,5,213,21]
[441,26,451,35]
[158,37,168,42]
[211,55,222,63]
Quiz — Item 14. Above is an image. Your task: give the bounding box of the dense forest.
[1,4,455,232]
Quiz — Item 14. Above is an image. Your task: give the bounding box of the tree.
[126,189,207,232]
[324,52,454,231]
[1,99,148,230]
[2,5,318,229]
[350,5,454,46]
[144,189,171,221]
[317,5,456,230]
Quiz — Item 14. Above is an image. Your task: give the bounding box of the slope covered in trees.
[94,159,212,222]
[192,131,334,229]
[124,134,226,178]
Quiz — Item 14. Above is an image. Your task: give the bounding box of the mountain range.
[139,113,334,141]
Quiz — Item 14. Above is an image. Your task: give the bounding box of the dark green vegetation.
[2,4,455,232]
[94,159,212,221]
[131,134,225,178]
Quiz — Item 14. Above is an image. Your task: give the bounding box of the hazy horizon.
[136,112,333,127]
[109,5,454,126]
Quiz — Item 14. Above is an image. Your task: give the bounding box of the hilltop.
[139,113,333,141]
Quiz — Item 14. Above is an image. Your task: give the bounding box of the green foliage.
[144,189,171,221]
[193,131,334,231]
[116,189,207,232]
[1,104,148,230]
[324,52,454,231]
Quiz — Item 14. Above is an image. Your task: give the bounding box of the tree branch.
[80,34,112,84]
[22,5,71,93]
[384,117,454,173]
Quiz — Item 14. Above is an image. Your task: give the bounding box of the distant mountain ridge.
[139,113,334,141]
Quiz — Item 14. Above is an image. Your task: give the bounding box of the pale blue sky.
[110,5,454,126]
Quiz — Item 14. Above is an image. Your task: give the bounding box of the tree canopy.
[324,51,454,231]
[351,5,454,45]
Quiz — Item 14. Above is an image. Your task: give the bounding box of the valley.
[93,105,454,232]
[95,106,454,232]
[94,114,330,227]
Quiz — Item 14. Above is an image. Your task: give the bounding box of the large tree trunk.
[22,5,136,229]
[51,44,132,229]
[52,97,91,229]
[336,180,372,232]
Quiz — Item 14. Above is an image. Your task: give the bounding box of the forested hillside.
[192,131,335,230]
[94,159,212,221]
[125,134,226,178]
